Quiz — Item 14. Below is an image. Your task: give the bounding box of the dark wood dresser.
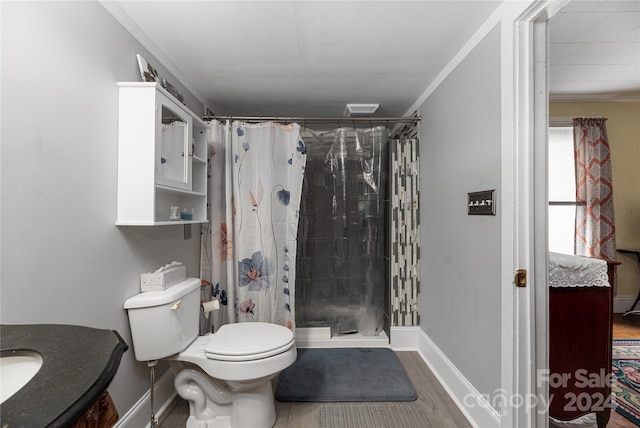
[549,258,620,428]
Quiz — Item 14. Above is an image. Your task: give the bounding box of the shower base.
[295,327,389,349]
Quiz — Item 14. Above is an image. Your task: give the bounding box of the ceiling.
[549,0,640,102]
[106,1,640,118]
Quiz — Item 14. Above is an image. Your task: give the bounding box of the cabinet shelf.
[116,82,209,226]
[155,184,206,198]
[116,220,209,226]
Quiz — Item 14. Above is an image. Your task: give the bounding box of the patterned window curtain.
[573,118,616,260]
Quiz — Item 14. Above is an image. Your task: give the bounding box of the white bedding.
[548,252,610,288]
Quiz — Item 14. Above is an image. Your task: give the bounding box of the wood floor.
[607,313,640,428]
[159,351,470,428]
[612,313,640,339]
[159,316,640,428]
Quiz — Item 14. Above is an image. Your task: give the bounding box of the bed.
[548,252,620,428]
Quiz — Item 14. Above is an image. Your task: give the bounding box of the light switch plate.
[468,190,496,215]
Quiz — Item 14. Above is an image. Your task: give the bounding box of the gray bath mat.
[320,403,431,428]
[275,348,417,402]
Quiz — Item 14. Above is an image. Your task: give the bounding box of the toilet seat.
[205,322,294,362]
[173,332,297,381]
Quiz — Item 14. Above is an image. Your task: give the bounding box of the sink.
[0,351,43,404]
[1,324,128,427]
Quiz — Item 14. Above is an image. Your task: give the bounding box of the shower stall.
[295,126,389,339]
[203,116,419,347]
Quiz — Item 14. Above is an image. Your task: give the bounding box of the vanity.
[0,324,127,428]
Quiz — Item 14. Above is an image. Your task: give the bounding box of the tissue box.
[140,265,186,292]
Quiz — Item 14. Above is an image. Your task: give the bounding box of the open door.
[511,2,570,427]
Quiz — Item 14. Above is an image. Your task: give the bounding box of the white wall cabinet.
[116,82,208,225]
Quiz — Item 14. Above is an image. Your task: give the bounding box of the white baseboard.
[390,326,420,350]
[614,295,638,313]
[295,327,390,348]
[390,326,498,427]
[116,328,494,428]
[416,330,501,428]
[114,369,177,428]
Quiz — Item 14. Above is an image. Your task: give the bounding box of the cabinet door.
[155,93,192,191]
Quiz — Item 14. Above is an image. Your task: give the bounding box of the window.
[548,126,578,255]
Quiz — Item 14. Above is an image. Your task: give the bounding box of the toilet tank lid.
[124,278,201,309]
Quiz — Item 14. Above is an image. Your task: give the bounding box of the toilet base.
[173,365,277,428]
[229,380,276,428]
[185,414,231,428]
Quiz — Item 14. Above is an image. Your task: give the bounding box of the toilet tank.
[124,278,201,361]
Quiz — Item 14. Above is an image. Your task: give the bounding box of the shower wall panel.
[390,138,421,326]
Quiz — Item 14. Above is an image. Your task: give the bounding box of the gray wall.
[1,1,203,413]
[419,25,502,397]
[2,0,509,418]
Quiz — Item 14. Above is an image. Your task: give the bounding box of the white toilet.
[124,278,297,428]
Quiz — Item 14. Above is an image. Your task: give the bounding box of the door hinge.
[515,269,527,288]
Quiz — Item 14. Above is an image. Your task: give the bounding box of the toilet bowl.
[124,278,297,428]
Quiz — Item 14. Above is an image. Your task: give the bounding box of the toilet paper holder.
[201,299,220,319]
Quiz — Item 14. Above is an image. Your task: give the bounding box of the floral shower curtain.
[200,121,227,334]
[202,120,306,331]
[573,117,616,260]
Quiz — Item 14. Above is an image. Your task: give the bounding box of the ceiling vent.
[344,103,379,117]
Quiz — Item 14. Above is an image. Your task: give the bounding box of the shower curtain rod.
[205,115,421,124]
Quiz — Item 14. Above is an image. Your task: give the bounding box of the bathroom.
[0,2,541,426]
[3,2,637,428]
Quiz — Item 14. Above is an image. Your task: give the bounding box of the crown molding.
[549,93,640,103]
[99,1,209,110]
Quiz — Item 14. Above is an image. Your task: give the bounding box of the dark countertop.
[0,324,128,428]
